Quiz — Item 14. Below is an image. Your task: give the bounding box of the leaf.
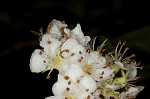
[111,26,150,54]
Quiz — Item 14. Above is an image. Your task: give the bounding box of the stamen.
[39,27,43,33]
[99,38,108,52]
[64,76,69,80]
[46,69,53,79]
[47,40,51,44]
[118,41,126,58]
[115,40,121,60]
[79,51,82,54]
[66,87,70,91]
[87,95,90,99]
[70,53,75,56]
[118,47,129,61]
[39,51,42,55]
[122,54,135,62]
[93,36,97,50]
[68,81,71,85]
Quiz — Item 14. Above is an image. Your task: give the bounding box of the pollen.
[64,76,70,80]
[47,40,51,44]
[51,54,62,68]
[83,64,92,75]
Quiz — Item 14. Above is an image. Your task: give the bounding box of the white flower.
[30,49,48,73]
[82,51,114,82]
[61,38,86,64]
[65,63,84,82]
[71,23,91,46]
[46,19,68,39]
[40,33,61,57]
[49,73,94,99]
[52,73,69,96]
[119,86,144,99]
[29,19,144,99]
[78,74,97,93]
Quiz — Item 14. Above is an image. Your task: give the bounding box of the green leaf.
[111,26,150,54]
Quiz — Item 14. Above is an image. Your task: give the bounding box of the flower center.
[83,64,93,75]
[65,94,77,99]
[51,54,62,69]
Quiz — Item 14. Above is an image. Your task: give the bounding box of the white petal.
[71,23,84,38]
[71,24,91,45]
[126,86,144,98]
[95,68,114,81]
[78,92,94,99]
[68,44,86,63]
[61,38,78,51]
[114,61,124,68]
[64,28,70,36]
[80,36,91,45]
[87,51,106,67]
[79,75,97,93]
[45,96,60,99]
[66,64,83,82]
[47,19,68,39]
[127,67,137,79]
[52,74,68,95]
[40,33,61,57]
[30,49,48,73]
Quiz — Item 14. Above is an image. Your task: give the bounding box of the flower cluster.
[30,19,144,99]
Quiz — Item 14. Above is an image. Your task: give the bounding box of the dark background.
[1,0,150,99]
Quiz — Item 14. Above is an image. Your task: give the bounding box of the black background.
[1,0,150,99]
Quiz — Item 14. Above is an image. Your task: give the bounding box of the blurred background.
[0,0,150,99]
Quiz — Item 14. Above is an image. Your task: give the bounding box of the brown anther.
[131,54,136,57]
[47,40,51,44]
[123,41,126,45]
[61,21,65,24]
[60,27,64,32]
[87,71,91,75]
[66,87,70,91]
[105,54,110,57]
[101,49,107,52]
[78,59,82,62]
[129,96,134,99]
[110,96,115,99]
[119,40,122,44]
[87,95,90,99]
[106,62,111,67]
[79,51,82,54]
[64,76,69,80]
[99,76,103,79]
[65,97,68,99]
[71,53,75,56]
[125,47,129,50]
[65,49,69,53]
[86,89,89,92]
[88,47,92,51]
[46,75,50,79]
[39,27,43,33]
[47,22,53,33]
[101,71,104,75]
[140,66,144,70]
[77,79,80,83]
[43,60,46,63]
[68,81,71,85]
[64,33,69,39]
[39,51,42,55]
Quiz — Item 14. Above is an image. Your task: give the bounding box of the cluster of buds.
[30,19,144,99]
